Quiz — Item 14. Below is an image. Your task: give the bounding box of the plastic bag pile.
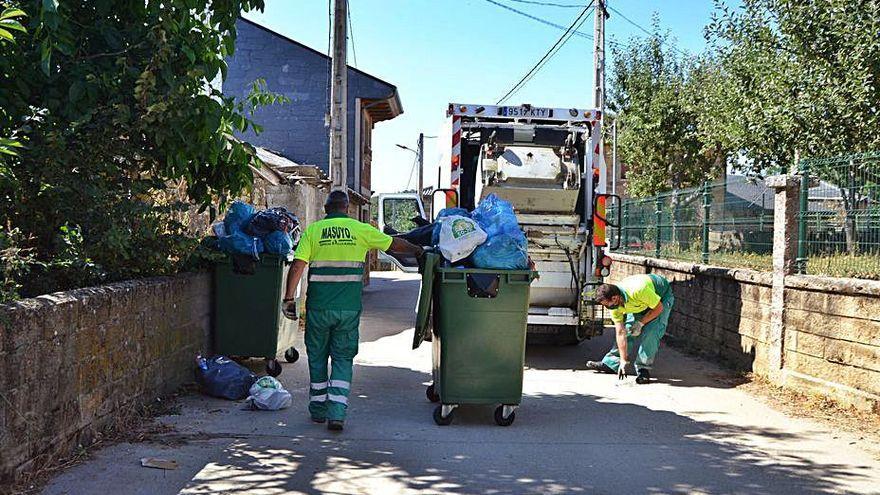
[215,201,301,258]
[434,194,529,270]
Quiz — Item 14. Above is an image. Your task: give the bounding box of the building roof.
[238,17,402,122]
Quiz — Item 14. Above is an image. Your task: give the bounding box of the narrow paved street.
[44,273,880,495]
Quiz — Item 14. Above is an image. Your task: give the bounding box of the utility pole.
[593,0,608,195]
[417,132,424,201]
[593,0,606,113]
[329,0,348,191]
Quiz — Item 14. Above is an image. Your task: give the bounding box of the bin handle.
[506,273,532,285]
[441,271,466,283]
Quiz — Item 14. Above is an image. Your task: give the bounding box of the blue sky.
[243,0,734,193]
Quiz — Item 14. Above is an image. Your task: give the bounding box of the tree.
[0,1,287,299]
[706,0,880,250]
[0,5,25,158]
[608,27,725,198]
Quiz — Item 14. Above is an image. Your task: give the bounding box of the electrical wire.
[347,3,358,67]
[325,0,332,121]
[507,0,586,7]
[607,4,690,56]
[405,152,418,191]
[507,7,593,102]
[483,0,593,40]
[496,1,595,105]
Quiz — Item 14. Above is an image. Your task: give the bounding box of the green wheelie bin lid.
[413,252,439,349]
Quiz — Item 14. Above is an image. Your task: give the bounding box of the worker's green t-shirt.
[294,213,393,311]
[610,274,671,323]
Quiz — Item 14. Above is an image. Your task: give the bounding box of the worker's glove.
[282,299,298,320]
[629,321,644,337]
[618,362,628,380]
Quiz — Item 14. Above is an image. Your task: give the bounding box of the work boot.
[327,420,344,432]
[636,369,651,384]
[586,361,615,374]
[311,416,326,424]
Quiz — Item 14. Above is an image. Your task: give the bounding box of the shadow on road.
[179,363,872,495]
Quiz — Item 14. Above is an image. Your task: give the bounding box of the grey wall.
[225,19,396,189]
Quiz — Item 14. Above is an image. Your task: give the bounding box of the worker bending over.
[587,274,674,384]
[282,191,423,431]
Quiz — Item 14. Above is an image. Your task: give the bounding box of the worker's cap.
[325,190,350,209]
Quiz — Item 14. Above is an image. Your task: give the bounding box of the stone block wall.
[608,253,880,413]
[607,254,774,372]
[0,274,210,481]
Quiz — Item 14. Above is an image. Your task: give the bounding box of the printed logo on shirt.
[318,225,357,246]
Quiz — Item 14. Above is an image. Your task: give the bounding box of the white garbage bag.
[245,376,292,411]
[438,215,487,262]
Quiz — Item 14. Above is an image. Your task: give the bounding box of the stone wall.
[0,274,210,481]
[608,254,880,413]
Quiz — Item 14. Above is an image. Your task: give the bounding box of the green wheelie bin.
[414,253,536,426]
[214,253,301,377]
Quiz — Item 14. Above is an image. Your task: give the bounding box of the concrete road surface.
[43,272,880,495]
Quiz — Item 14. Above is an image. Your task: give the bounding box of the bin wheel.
[265,358,282,377]
[433,406,454,426]
[284,347,300,363]
[494,405,516,427]
[426,384,440,403]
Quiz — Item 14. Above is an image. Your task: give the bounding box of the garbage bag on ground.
[438,215,487,262]
[263,230,293,255]
[195,355,257,400]
[471,231,529,270]
[245,376,292,411]
[472,194,520,239]
[432,207,471,245]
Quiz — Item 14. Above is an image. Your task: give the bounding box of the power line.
[496,1,595,105]
[483,0,593,40]
[347,3,358,67]
[512,9,593,101]
[507,0,585,7]
[606,5,690,56]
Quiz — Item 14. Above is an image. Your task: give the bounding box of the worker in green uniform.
[586,274,674,384]
[281,190,423,431]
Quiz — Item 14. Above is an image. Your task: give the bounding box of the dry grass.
[737,373,880,458]
[5,392,184,495]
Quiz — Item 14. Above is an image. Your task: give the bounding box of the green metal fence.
[797,153,880,279]
[609,177,775,270]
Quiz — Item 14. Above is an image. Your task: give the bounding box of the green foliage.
[608,25,725,197]
[0,0,288,301]
[705,0,880,170]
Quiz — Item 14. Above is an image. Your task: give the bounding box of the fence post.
[765,174,801,383]
[655,196,663,258]
[702,181,711,264]
[622,202,629,254]
[796,164,809,274]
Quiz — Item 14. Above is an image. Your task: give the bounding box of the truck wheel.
[433,406,453,426]
[265,358,282,377]
[494,405,516,426]
[284,347,300,363]
[426,384,440,403]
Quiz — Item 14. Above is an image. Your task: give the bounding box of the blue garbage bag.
[432,207,471,245]
[195,355,257,400]
[472,194,519,239]
[224,201,256,234]
[471,231,529,270]
[218,230,264,258]
[264,230,293,255]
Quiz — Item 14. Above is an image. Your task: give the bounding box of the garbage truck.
[378,103,619,344]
